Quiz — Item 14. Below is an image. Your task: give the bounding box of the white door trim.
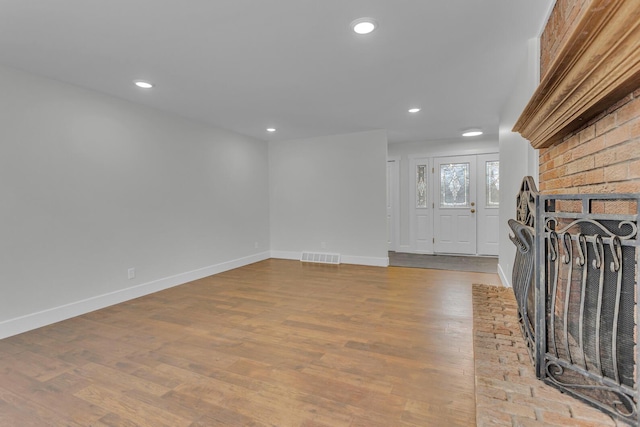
[387,157,400,252]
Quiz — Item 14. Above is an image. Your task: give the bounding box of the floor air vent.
[300,252,340,264]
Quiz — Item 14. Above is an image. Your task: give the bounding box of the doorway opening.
[403,153,499,256]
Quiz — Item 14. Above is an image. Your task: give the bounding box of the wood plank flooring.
[0,259,499,426]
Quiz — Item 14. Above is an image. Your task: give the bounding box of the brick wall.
[539,0,589,78]
[537,0,640,196]
[539,90,640,195]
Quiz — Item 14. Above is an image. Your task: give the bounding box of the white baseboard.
[271,250,389,267]
[341,255,389,267]
[270,250,300,260]
[393,247,435,255]
[497,263,511,287]
[0,251,271,339]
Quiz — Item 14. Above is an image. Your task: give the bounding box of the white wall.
[0,65,270,337]
[497,38,541,286]
[387,137,499,250]
[269,130,388,266]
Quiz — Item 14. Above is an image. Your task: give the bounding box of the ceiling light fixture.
[462,129,483,137]
[408,108,421,113]
[266,128,276,132]
[351,18,377,35]
[134,80,154,89]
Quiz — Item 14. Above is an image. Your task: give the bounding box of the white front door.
[434,156,477,254]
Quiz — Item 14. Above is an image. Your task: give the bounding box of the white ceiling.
[0,1,553,143]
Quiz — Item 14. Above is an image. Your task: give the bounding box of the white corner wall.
[498,38,541,286]
[269,130,389,266]
[0,65,270,338]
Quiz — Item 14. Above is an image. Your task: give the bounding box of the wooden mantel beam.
[513,0,640,149]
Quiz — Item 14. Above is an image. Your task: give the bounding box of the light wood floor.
[0,259,499,426]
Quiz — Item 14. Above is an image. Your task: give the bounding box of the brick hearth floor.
[473,284,622,427]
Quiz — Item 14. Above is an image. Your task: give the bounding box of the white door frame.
[401,150,500,256]
[387,157,400,252]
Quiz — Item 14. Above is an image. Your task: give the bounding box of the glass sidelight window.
[416,164,428,208]
[486,161,499,207]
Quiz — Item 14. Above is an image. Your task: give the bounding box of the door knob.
[471,209,476,213]
[471,202,475,206]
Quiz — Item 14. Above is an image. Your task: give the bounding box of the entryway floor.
[389,252,498,274]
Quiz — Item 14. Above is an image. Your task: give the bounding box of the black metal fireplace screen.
[509,177,640,425]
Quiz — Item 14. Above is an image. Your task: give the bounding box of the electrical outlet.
[128,268,136,280]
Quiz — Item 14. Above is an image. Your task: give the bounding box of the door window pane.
[486,161,500,207]
[416,165,427,208]
[440,163,470,207]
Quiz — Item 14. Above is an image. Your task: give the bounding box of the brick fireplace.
[519,0,640,192]
[507,0,640,424]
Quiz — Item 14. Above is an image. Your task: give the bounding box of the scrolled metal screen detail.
[509,177,538,364]
[536,195,639,425]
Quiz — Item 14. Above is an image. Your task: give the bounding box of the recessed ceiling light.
[266,128,276,132]
[408,108,421,113]
[134,80,154,89]
[352,18,377,35]
[462,129,483,137]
